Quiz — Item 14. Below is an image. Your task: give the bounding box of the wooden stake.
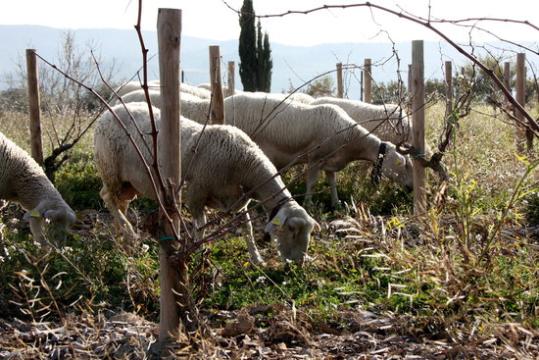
[445,61,453,118]
[411,40,426,215]
[336,62,344,98]
[25,49,43,166]
[157,7,183,348]
[515,53,530,152]
[360,70,364,101]
[503,61,511,91]
[227,61,235,97]
[407,64,413,111]
[209,45,225,124]
[363,58,372,103]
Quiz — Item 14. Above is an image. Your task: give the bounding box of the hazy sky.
[2,0,538,45]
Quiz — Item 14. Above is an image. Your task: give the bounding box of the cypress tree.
[255,20,264,92]
[260,32,273,92]
[255,20,272,92]
[238,0,257,91]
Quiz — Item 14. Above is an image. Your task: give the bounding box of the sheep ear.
[313,221,321,232]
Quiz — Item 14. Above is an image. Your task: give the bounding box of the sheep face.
[23,200,76,243]
[382,147,414,190]
[265,205,319,264]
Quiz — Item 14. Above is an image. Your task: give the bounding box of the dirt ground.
[1,306,537,359]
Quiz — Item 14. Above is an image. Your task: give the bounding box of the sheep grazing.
[0,132,76,242]
[94,102,319,264]
[224,92,414,206]
[310,97,413,206]
[310,97,411,145]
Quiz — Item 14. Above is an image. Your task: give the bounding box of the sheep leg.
[325,170,340,208]
[186,186,208,243]
[304,165,320,206]
[28,217,45,244]
[193,212,207,242]
[100,185,137,241]
[243,210,264,265]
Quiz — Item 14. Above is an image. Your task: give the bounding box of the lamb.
[223,92,414,206]
[0,132,76,242]
[94,102,319,264]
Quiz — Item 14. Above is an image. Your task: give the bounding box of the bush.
[54,150,103,210]
[525,191,539,226]
[0,228,160,320]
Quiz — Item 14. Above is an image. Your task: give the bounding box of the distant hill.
[0,25,535,98]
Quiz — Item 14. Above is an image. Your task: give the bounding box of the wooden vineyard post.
[363,58,372,103]
[25,49,44,166]
[503,61,511,92]
[411,40,426,215]
[157,8,193,350]
[515,53,530,152]
[407,64,413,111]
[445,61,453,118]
[209,45,225,124]
[227,61,235,97]
[360,70,364,101]
[336,62,344,98]
[503,61,512,136]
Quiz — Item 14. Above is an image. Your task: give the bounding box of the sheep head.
[396,143,449,182]
[23,199,76,243]
[374,142,414,190]
[264,202,320,265]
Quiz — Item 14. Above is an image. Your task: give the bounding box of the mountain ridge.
[0,25,534,98]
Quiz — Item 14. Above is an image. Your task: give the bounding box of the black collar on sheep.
[371,141,388,186]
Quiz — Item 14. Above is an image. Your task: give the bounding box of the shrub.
[54,150,103,210]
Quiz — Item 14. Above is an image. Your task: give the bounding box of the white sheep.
[310,97,411,145]
[198,83,239,98]
[115,91,414,206]
[177,82,211,99]
[0,132,76,242]
[113,88,162,107]
[197,83,212,91]
[94,102,319,264]
[113,80,160,98]
[114,89,211,124]
[223,92,414,206]
[309,97,413,206]
[286,92,315,104]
